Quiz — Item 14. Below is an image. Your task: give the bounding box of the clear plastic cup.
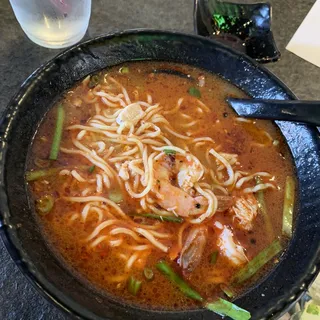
[9,0,91,49]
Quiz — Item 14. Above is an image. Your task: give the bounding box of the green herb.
[163,149,176,155]
[282,176,295,238]
[127,276,142,295]
[188,87,201,98]
[255,176,274,241]
[26,166,91,182]
[119,67,129,74]
[88,74,100,88]
[220,284,235,298]
[156,260,203,302]
[130,213,183,223]
[143,268,154,280]
[233,240,282,284]
[26,168,59,181]
[36,195,54,215]
[49,104,65,160]
[88,165,96,173]
[206,298,251,320]
[108,190,123,203]
[210,251,218,265]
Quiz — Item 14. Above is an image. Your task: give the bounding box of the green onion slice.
[108,190,123,203]
[143,268,154,280]
[26,168,59,181]
[49,104,65,160]
[127,276,142,295]
[206,298,251,320]
[255,176,274,241]
[282,176,295,238]
[220,284,235,298]
[156,260,203,302]
[163,149,176,155]
[233,239,282,284]
[130,213,183,223]
[119,67,129,74]
[36,195,54,215]
[188,87,201,98]
[88,165,96,173]
[88,74,100,88]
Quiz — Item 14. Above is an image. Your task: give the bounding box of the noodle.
[90,235,108,248]
[96,174,103,193]
[164,125,191,140]
[189,185,218,224]
[243,183,276,193]
[110,227,145,242]
[64,196,128,218]
[163,98,183,115]
[109,238,123,247]
[209,148,235,186]
[71,170,86,182]
[235,172,272,189]
[124,152,156,198]
[87,220,119,241]
[135,228,168,252]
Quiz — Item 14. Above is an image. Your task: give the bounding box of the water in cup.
[9,0,91,49]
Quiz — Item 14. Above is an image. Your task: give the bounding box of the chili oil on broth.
[27,62,294,310]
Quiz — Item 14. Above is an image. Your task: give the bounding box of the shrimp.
[177,155,204,192]
[217,225,247,266]
[179,225,207,273]
[230,194,258,230]
[154,179,207,217]
[152,156,207,217]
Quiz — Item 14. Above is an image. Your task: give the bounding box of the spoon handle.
[227,99,320,126]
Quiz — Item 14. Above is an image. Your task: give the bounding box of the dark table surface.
[0,0,319,319]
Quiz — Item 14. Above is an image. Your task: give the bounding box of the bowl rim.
[0,28,319,320]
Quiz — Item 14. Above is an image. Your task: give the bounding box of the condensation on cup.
[9,0,91,49]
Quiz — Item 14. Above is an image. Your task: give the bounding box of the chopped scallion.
[282,176,295,238]
[127,276,142,295]
[143,268,154,280]
[26,168,59,181]
[49,104,65,160]
[108,190,123,203]
[130,213,183,223]
[156,260,203,302]
[88,165,96,173]
[206,298,251,320]
[26,165,91,181]
[188,87,201,98]
[119,67,129,74]
[255,176,274,241]
[233,239,282,284]
[163,149,176,155]
[220,284,235,298]
[88,74,100,88]
[36,195,54,215]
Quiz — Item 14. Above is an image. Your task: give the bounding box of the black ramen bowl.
[1,30,320,320]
